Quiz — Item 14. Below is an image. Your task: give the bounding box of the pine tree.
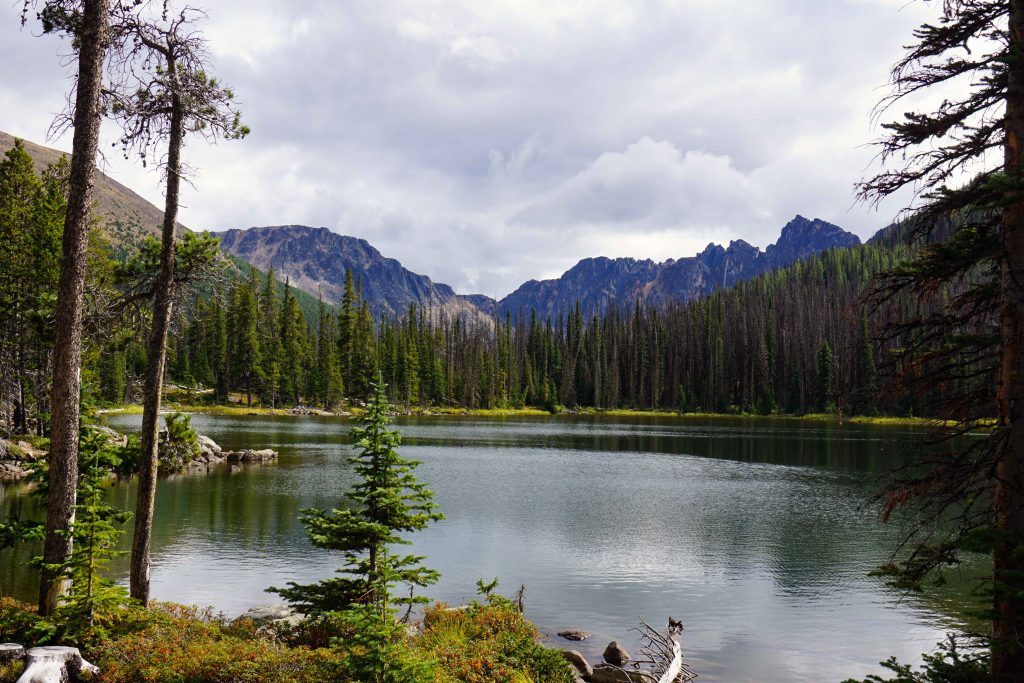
[271,375,443,615]
[858,1,1024,677]
[816,339,837,413]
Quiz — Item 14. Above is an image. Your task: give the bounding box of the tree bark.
[994,3,1024,680]
[39,0,110,616]
[129,73,183,605]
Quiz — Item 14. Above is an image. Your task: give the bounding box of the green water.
[0,414,984,681]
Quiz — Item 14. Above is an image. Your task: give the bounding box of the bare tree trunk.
[130,82,183,605]
[994,3,1024,680]
[39,0,110,617]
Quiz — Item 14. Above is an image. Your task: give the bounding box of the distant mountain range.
[3,129,865,321]
[218,216,861,321]
[496,215,860,319]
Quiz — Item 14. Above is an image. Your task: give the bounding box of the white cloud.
[0,0,941,296]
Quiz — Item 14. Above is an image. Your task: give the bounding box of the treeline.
[0,136,951,422]
[157,237,953,417]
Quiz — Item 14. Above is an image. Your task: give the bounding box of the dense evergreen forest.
[0,134,968,426]
[161,238,936,417]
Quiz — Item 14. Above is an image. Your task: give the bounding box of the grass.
[97,400,983,429]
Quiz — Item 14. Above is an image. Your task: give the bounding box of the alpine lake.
[0,413,986,682]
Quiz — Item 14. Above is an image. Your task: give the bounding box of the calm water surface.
[0,415,981,682]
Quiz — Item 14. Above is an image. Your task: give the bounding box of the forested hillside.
[163,236,934,417]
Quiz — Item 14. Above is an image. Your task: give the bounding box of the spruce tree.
[858,1,1024,677]
[271,375,443,616]
[816,339,837,413]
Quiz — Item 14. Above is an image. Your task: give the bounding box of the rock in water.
[557,628,591,641]
[561,649,593,680]
[224,448,277,462]
[603,641,630,666]
[17,646,99,683]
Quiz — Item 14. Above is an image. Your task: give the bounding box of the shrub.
[416,596,574,683]
[87,604,345,683]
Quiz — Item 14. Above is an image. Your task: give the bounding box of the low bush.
[417,596,575,683]
[88,604,345,683]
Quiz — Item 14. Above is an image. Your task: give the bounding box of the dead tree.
[104,2,247,604]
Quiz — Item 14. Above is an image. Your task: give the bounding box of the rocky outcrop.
[218,225,490,324]
[0,439,44,481]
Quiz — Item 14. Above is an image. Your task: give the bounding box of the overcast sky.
[0,0,936,297]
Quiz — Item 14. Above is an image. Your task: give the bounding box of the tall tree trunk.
[129,82,183,605]
[994,3,1024,679]
[39,0,110,616]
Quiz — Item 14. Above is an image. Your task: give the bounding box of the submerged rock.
[558,628,591,641]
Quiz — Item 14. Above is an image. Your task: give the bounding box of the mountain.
[0,130,186,252]
[217,225,488,320]
[497,215,861,319]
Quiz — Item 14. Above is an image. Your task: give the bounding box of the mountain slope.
[0,130,186,252]
[497,215,861,319]
[217,225,486,320]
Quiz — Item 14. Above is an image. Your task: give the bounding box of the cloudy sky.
[0,0,936,297]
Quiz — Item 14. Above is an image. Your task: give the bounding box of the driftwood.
[630,618,696,683]
[15,646,98,683]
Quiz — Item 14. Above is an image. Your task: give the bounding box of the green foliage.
[57,428,135,641]
[158,412,200,472]
[0,428,134,643]
[417,594,575,683]
[271,377,444,615]
[817,339,838,413]
[841,635,989,683]
[85,603,343,683]
[332,604,434,683]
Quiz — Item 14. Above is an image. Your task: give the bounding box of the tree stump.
[0,643,26,662]
[16,646,98,683]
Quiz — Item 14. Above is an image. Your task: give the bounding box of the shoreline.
[95,402,957,427]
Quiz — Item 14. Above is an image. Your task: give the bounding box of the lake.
[0,414,980,682]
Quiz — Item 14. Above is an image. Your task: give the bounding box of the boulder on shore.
[591,664,654,683]
[234,604,296,625]
[197,434,221,456]
[561,649,593,681]
[603,640,630,666]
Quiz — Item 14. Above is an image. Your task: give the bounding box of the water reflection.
[0,414,979,682]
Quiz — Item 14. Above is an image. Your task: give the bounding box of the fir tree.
[271,375,443,615]
[816,339,838,413]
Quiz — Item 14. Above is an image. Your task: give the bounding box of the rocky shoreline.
[0,429,278,483]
